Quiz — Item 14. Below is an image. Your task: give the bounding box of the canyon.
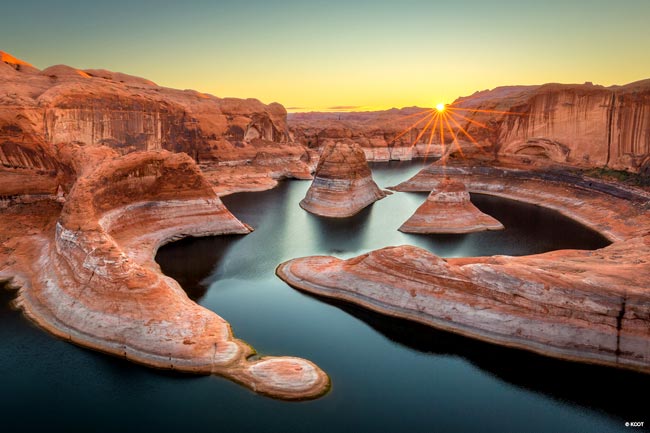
[289,81,650,177]
[1,147,329,400]
[278,161,650,373]
[0,52,329,399]
[0,50,314,200]
[1,48,649,399]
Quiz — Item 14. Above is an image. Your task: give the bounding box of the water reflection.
[1,162,630,433]
[155,235,246,301]
[316,295,650,421]
[152,160,622,433]
[305,204,375,254]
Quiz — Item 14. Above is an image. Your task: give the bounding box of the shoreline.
[0,151,330,401]
[277,161,650,374]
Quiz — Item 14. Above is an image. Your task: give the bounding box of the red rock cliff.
[0,51,313,198]
[454,81,650,173]
[289,81,650,175]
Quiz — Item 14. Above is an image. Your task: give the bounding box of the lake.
[0,160,645,433]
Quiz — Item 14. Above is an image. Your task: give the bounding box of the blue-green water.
[0,161,645,433]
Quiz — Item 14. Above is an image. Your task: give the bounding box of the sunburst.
[389,102,525,163]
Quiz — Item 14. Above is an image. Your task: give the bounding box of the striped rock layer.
[300,141,386,217]
[399,178,503,234]
[278,162,650,374]
[1,149,329,400]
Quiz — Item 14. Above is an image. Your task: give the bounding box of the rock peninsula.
[1,148,329,399]
[279,161,650,374]
[0,52,329,400]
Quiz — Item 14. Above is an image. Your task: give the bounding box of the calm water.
[1,161,646,433]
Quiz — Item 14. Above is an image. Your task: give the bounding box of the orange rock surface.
[289,108,444,161]
[399,178,503,234]
[289,80,650,175]
[300,141,386,217]
[278,161,650,374]
[0,51,330,399]
[452,82,650,173]
[0,51,313,198]
[0,148,329,400]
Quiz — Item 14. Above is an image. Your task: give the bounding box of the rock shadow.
[309,293,650,421]
[155,234,246,302]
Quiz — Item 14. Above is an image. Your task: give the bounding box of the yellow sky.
[4,0,650,112]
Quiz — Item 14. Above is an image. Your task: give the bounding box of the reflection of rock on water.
[155,234,246,302]
[278,163,650,378]
[318,294,650,421]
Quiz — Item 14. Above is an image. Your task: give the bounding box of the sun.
[388,102,524,164]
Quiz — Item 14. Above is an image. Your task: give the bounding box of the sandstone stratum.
[300,141,387,217]
[289,81,650,176]
[0,146,329,400]
[278,161,650,374]
[398,178,504,234]
[0,52,329,399]
[0,50,313,198]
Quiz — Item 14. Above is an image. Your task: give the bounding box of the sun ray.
[399,99,525,163]
[411,113,438,147]
[389,111,435,145]
[423,114,440,164]
[399,108,436,120]
[446,113,490,156]
[447,106,525,116]
[426,113,438,145]
[442,114,465,158]
[439,112,446,163]
[450,111,492,130]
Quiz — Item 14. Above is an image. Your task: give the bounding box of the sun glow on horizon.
[389,103,526,163]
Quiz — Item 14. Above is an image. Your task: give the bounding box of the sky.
[2,0,649,111]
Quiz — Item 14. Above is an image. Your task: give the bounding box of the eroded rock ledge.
[1,150,329,400]
[278,162,650,373]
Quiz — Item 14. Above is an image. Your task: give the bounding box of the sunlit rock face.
[0,147,329,400]
[0,51,313,198]
[398,179,503,234]
[453,81,650,173]
[300,141,387,217]
[0,52,330,400]
[289,81,650,174]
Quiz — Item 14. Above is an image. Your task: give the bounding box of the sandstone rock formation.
[398,178,503,233]
[0,51,313,198]
[453,81,650,173]
[278,162,650,374]
[289,108,444,161]
[300,141,386,217]
[0,148,329,400]
[288,80,650,175]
